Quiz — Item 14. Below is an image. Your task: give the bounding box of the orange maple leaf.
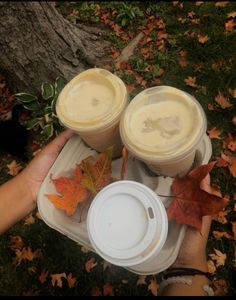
[46,175,88,216]
[225,19,235,32]
[85,257,97,273]
[50,273,67,288]
[66,273,77,288]
[167,162,228,230]
[184,76,197,87]
[215,92,232,109]
[207,127,222,139]
[80,146,113,194]
[197,34,209,44]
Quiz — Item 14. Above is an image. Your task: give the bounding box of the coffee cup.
[56,68,128,157]
[87,180,168,267]
[119,86,207,176]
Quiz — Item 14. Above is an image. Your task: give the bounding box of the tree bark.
[0,1,111,95]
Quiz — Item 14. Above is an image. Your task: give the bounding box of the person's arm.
[159,175,213,296]
[0,129,74,235]
[160,215,212,296]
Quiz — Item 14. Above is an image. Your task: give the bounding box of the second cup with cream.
[120,86,207,177]
[56,68,128,157]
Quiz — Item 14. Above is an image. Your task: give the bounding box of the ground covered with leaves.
[0,1,235,296]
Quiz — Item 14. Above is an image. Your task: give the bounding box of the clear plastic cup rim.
[87,180,168,266]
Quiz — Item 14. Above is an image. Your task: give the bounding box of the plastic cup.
[56,68,128,158]
[87,180,168,267]
[120,86,207,177]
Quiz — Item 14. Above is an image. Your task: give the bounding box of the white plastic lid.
[87,180,168,267]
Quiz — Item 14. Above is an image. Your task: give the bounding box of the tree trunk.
[0,1,111,95]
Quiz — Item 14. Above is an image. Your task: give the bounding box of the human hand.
[21,129,74,202]
[170,175,212,272]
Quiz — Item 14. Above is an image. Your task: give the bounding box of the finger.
[43,129,74,155]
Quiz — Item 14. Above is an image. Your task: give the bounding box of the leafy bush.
[14,77,66,139]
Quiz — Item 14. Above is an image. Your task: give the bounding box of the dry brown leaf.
[209,248,226,267]
[9,235,24,250]
[214,209,229,224]
[148,278,159,296]
[215,2,229,7]
[207,259,216,274]
[227,12,236,18]
[103,282,114,296]
[197,34,209,44]
[229,88,236,98]
[232,222,236,240]
[136,275,147,286]
[184,76,197,87]
[38,271,49,284]
[232,116,236,126]
[7,160,23,176]
[207,127,222,139]
[50,273,67,288]
[225,19,235,32]
[24,213,35,226]
[91,286,102,296]
[212,278,228,296]
[215,92,232,109]
[66,273,77,288]
[14,247,42,266]
[212,230,232,239]
[85,257,97,273]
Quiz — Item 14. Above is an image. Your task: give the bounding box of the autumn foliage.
[167,161,228,230]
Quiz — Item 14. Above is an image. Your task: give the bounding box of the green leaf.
[22,101,41,111]
[41,83,54,100]
[41,123,54,139]
[55,77,66,96]
[24,118,39,130]
[14,93,37,103]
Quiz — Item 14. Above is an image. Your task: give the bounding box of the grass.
[0,1,235,296]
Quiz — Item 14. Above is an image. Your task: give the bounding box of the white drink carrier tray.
[37,134,212,275]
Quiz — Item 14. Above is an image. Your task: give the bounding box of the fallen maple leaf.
[14,247,42,266]
[215,1,229,7]
[66,273,76,288]
[232,222,236,239]
[7,160,23,176]
[46,175,88,216]
[50,273,67,288]
[207,259,216,274]
[136,275,147,286]
[38,271,48,284]
[213,209,229,224]
[148,278,159,296]
[184,76,197,87]
[85,257,97,273]
[212,230,232,239]
[167,162,228,230]
[197,34,209,44]
[91,286,102,296]
[103,282,114,296]
[225,19,235,32]
[207,127,222,139]
[232,116,236,126]
[229,88,236,99]
[80,146,113,194]
[24,213,35,225]
[209,248,226,267]
[212,278,228,296]
[9,235,24,250]
[227,12,236,18]
[215,92,232,109]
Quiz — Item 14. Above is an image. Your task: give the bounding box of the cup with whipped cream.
[120,86,207,177]
[56,68,128,157]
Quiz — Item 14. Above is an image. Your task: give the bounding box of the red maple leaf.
[167,161,228,230]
